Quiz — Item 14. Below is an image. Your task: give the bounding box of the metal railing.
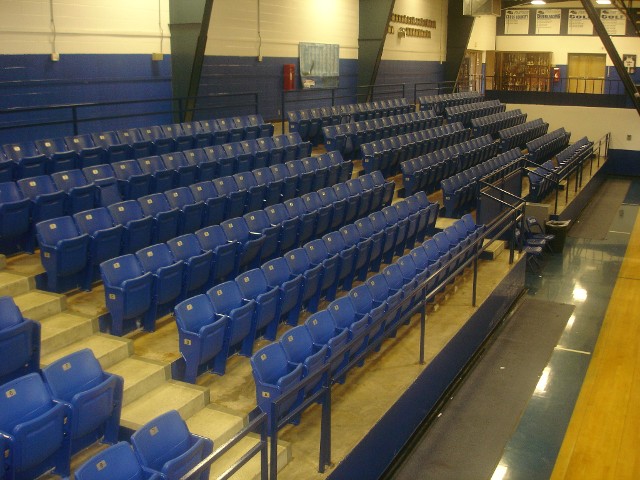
[281,82,407,134]
[0,92,260,139]
[413,80,461,105]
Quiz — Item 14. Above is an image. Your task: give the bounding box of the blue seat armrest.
[161,435,213,478]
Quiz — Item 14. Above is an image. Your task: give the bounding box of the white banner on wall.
[600,9,627,36]
[567,9,593,35]
[535,9,561,35]
[504,10,530,35]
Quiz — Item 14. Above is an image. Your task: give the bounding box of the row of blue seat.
[498,118,549,152]
[97,172,396,336]
[470,109,527,138]
[287,98,413,143]
[0,296,40,387]
[322,111,442,159]
[250,214,484,426]
[0,114,275,182]
[0,344,124,480]
[527,160,556,202]
[0,148,348,256]
[441,148,524,217]
[444,99,506,127]
[525,128,570,164]
[400,134,501,196]
[173,191,439,383]
[556,136,593,166]
[361,122,470,176]
[417,91,482,115]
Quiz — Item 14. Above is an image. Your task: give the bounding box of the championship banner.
[567,9,593,35]
[600,9,626,36]
[535,9,561,35]
[504,9,530,35]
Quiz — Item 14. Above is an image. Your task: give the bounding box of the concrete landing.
[187,405,246,447]
[107,356,168,405]
[0,270,33,297]
[39,312,97,356]
[41,333,132,369]
[13,290,65,320]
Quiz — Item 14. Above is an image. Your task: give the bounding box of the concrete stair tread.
[0,254,6,269]
[0,271,32,297]
[41,333,131,369]
[106,357,169,406]
[39,312,96,356]
[13,290,65,320]
[187,405,246,447]
[120,381,208,431]
[209,436,289,480]
[4,252,45,277]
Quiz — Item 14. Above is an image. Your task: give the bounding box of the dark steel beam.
[581,0,640,116]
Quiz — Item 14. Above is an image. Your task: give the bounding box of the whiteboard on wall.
[299,42,340,89]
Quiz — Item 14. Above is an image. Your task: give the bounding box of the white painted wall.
[206,0,359,59]
[382,0,448,62]
[468,15,497,58]
[507,103,640,150]
[0,0,170,55]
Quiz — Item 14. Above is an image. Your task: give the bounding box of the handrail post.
[419,286,426,365]
[260,416,268,480]
[270,404,278,480]
[71,106,78,135]
[472,254,478,307]
[281,90,286,135]
[254,92,259,114]
[331,88,335,106]
[319,377,332,473]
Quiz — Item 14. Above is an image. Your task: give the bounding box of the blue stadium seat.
[161,152,199,187]
[138,193,180,243]
[167,234,213,299]
[0,181,31,251]
[195,225,238,284]
[315,153,340,188]
[369,210,397,265]
[136,244,185,323]
[327,296,369,365]
[285,159,314,195]
[35,137,79,173]
[137,156,175,193]
[280,325,328,394]
[234,171,265,213]
[265,203,299,254]
[304,239,339,305]
[345,178,373,219]
[139,126,176,155]
[183,148,217,181]
[382,205,409,257]
[100,254,154,335]
[207,281,257,373]
[247,114,274,137]
[0,151,14,182]
[244,210,280,261]
[302,191,333,239]
[189,181,225,226]
[183,121,213,148]
[355,216,385,272]
[162,124,194,151]
[230,116,259,141]
[340,223,372,282]
[73,207,124,290]
[0,296,40,385]
[42,348,123,454]
[318,186,346,231]
[211,118,231,145]
[240,139,269,170]
[322,231,357,293]
[110,159,153,200]
[366,273,402,329]
[2,142,48,179]
[51,169,96,214]
[270,164,297,200]
[221,217,266,272]
[203,144,234,177]
[116,129,155,159]
[251,342,304,426]
[36,216,90,292]
[304,311,350,381]
[333,183,359,225]
[0,372,71,479]
[107,200,154,254]
[17,175,66,228]
[236,268,280,341]
[64,134,107,169]
[130,410,213,480]
[175,294,228,383]
[256,136,283,166]
[165,187,205,234]
[91,131,134,163]
[222,142,252,173]
[284,197,316,245]
[348,284,386,348]
[213,176,246,219]
[92,176,123,207]
[74,441,161,480]
[261,256,303,326]
[285,248,323,313]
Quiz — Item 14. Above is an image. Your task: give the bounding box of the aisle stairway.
[0,252,289,479]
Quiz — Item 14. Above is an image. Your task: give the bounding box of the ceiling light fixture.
[596,0,611,4]
[531,0,546,4]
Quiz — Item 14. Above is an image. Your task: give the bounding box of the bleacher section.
[471,109,527,138]
[362,122,470,176]
[417,91,483,115]
[498,118,549,152]
[444,99,506,127]
[525,127,571,164]
[322,111,443,160]
[288,98,412,144]
[0,114,275,182]
[400,134,500,196]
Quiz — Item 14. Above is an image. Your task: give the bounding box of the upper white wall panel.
[0,0,170,54]
[206,0,359,59]
[382,0,448,62]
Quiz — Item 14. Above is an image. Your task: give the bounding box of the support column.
[358,0,395,102]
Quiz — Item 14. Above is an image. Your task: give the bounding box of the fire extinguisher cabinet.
[283,64,295,91]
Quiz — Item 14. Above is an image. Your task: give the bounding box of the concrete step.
[120,381,209,431]
[39,312,97,357]
[14,290,65,320]
[0,254,6,270]
[209,436,290,480]
[106,356,169,406]
[481,239,506,260]
[187,405,246,448]
[0,271,33,297]
[41,333,132,369]
[4,252,45,278]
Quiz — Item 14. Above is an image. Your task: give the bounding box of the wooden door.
[567,54,606,94]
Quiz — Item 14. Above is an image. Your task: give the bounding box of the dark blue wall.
[196,56,359,122]
[0,54,173,144]
[376,60,445,104]
[605,149,640,176]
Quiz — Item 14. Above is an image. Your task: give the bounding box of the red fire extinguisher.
[283,64,295,91]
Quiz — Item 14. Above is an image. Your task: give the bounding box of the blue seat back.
[100,254,145,287]
[74,441,152,480]
[175,294,216,333]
